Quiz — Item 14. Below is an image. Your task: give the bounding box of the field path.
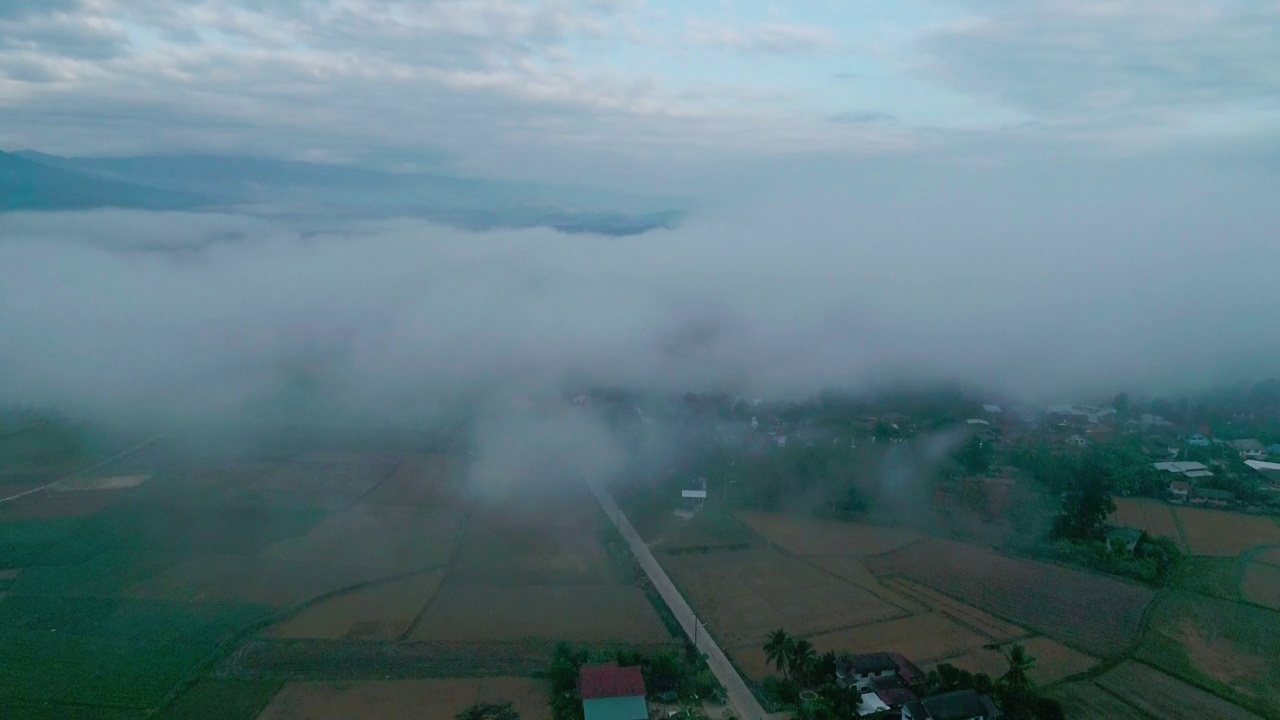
[588,479,769,720]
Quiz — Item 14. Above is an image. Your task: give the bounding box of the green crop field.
[0,596,270,710]
[153,678,286,720]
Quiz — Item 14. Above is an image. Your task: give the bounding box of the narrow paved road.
[588,479,768,720]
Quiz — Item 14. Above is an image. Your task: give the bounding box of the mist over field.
[2,153,1279,439]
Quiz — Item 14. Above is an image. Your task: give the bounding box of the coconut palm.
[788,637,818,687]
[763,628,793,679]
[1001,643,1037,696]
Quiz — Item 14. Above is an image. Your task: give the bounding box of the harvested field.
[1095,662,1264,720]
[664,547,905,648]
[1175,507,1280,557]
[256,677,551,720]
[1241,562,1280,609]
[129,554,385,607]
[0,489,126,520]
[1255,548,1280,566]
[88,494,328,556]
[1137,592,1280,713]
[804,555,927,613]
[51,475,150,492]
[1017,636,1098,683]
[449,501,614,585]
[940,647,1008,679]
[881,577,1025,640]
[263,505,463,573]
[1050,681,1160,720]
[809,613,989,665]
[267,571,445,641]
[360,454,459,507]
[409,584,668,644]
[256,458,398,503]
[738,512,923,557]
[865,538,1154,656]
[1110,498,1184,549]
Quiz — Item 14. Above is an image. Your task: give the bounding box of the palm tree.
[788,638,818,687]
[1001,643,1036,696]
[763,628,793,679]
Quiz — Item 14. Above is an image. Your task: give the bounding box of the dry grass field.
[255,457,399,505]
[941,636,1097,685]
[262,505,463,574]
[809,613,990,667]
[1094,662,1265,720]
[881,577,1025,639]
[360,454,459,507]
[0,488,129,519]
[663,547,906,649]
[129,554,386,607]
[1241,561,1280,609]
[1136,592,1280,714]
[267,571,446,641]
[738,511,924,557]
[256,677,551,720]
[1110,498,1184,549]
[865,538,1154,656]
[408,584,669,644]
[1051,681,1167,720]
[51,475,151,491]
[1175,507,1280,557]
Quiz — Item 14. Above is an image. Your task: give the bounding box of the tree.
[957,434,993,474]
[1001,644,1036,697]
[787,638,818,687]
[456,702,520,720]
[1113,392,1130,420]
[764,628,793,679]
[1052,454,1116,541]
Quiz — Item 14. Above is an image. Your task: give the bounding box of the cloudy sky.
[2,0,1279,184]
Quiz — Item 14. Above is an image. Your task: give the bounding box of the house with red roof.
[578,664,647,720]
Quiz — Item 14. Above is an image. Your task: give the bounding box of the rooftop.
[921,689,990,720]
[1233,439,1265,452]
[579,664,646,700]
[1153,461,1208,473]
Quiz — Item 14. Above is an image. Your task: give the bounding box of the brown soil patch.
[256,677,551,720]
[664,548,904,649]
[51,475,150,491]
[1241,562,1280,609]
[129,554,385,607]
[263,506,462,574]
[449,499,614,585]
[738,512,923,557]
[805,555,928,614]
[0,489,127,520]
[1178,619,1267,685]
[1175,507,1280,557]
[267,571,445,641]
[409,584,669,644]
[1254,548,1280,566]
[1095,662,1264,720]
[1019,636,1098,683]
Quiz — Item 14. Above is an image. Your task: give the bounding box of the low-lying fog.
[2,156,1278,433]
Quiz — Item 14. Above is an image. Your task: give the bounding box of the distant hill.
[0,151,203,212]
[4,150,685,235]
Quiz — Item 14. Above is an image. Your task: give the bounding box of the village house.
[1192,487,1236,508]
[1186,433,1211,447]
[578,664,647,720]
[836,652,924,711]
[903,689,1001,720]
[1168,479,1191,502]
[1233,439,1266,460]
[1153,461,1213,480]
[1065,434,1087,448]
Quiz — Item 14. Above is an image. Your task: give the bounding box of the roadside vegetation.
[546,642,723,720]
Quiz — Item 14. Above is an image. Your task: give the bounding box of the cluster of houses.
[835,651,1001,720]
[1153,436,1280,508]
[576,650,1002,719]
